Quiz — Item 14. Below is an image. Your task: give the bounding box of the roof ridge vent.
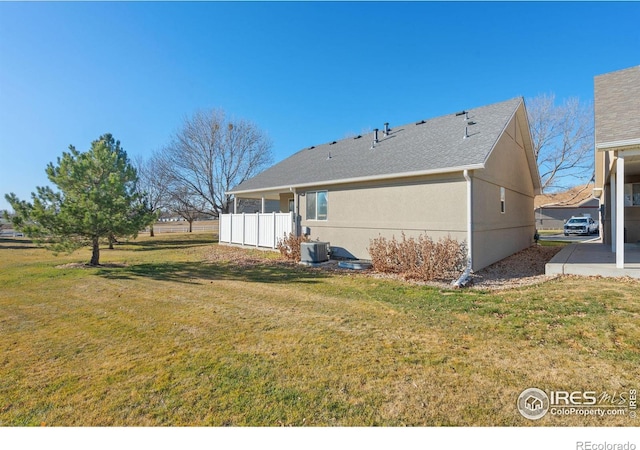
[416,120,426,125]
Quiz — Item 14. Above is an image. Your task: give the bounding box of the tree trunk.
[150,224,155,237]
[90,237,100,266]
[188,220,193,233]
[108,234,115,250]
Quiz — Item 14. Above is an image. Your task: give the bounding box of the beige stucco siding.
[279,193,294,213]
[299,174,467,259]
[471,112,536,269]
[472,179,535,269]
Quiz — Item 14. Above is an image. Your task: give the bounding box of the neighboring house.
[534,184,599,230]
[227,97,541,271]
[593,66,640,268]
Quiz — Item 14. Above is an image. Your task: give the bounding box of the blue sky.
[1,1,638,212]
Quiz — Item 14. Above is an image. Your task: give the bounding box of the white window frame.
[306,190,328,221]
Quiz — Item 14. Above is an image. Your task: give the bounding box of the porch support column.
[610,172,616,252]
[291,187,300,237]
[261,196,265,213]
[233,197,238,214]
[616,153,625,268]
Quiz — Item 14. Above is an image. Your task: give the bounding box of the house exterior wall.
[298,173,468,260]
[471,110,536,270]
[279,193,294,213]
[296,109,537,270]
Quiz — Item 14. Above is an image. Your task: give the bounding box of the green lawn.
[0,234,638,426]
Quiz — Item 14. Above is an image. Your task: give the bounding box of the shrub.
[368,232,466,281]
[277,232,310,262]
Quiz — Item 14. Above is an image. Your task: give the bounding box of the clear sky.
[1,1,638,212]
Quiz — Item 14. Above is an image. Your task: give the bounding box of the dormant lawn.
[0,233,638,426]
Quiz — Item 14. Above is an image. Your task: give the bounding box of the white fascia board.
[227,163,484,196]
[596,138,640,151]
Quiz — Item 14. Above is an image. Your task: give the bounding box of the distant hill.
[534,184,595,209]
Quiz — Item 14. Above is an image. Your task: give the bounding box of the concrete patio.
[546,241,640,279]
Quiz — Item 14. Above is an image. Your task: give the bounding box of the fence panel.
[275,213,293,246]
[231,215,244,244]
[258,214,275,248]
[243,214,258,246]
[220,212,293,249]
[219,215,231,242]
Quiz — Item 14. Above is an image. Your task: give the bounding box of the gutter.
[453,169,473,288]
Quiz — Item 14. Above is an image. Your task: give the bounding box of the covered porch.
[593,65,640,271]
[546,240,640,278]
[219,188,300,250]
[597,147,640,269]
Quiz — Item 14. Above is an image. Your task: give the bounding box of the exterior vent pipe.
[373,128,379,143]
[383,122,390,136]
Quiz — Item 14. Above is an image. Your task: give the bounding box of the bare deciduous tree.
[135,151,172,237]
[167,186,206,232]
[160,109,273,216]
[527,93,594,192]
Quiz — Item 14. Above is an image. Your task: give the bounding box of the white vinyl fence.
[219,212,295,249]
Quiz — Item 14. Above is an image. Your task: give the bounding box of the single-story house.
[534,184,599,230]
[226,97,541,271]
[593,65,640,268]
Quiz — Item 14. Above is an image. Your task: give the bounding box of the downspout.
[453,170,473,287]
[290,187,300,237]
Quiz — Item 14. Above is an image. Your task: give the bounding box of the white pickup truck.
[564,216,598,236]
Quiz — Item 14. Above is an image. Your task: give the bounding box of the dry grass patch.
[0,235,638,426]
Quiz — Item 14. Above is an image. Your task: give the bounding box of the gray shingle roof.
[230,97,524,194]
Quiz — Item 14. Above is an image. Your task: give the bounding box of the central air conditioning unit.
[300,242,330,264]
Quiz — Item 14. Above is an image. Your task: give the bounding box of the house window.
[306,191,328,220]
[624,183,640,206]
[500,187,506,214]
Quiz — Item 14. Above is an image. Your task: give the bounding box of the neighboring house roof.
[595,65,640,149]
[534,184,597,209]
[230,97,539,195]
